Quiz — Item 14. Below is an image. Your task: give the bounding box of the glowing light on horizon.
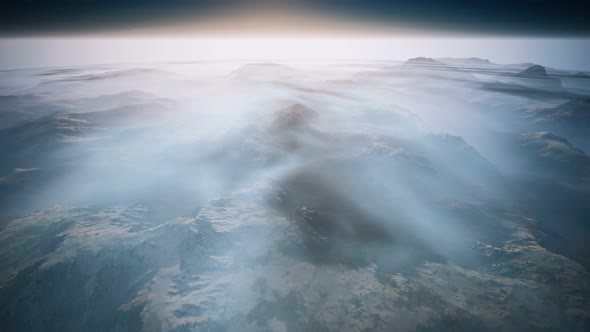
[1,37,589,71]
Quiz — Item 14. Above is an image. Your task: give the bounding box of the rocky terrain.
[0,59,589,331]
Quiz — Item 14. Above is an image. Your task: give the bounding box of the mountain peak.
[271,103,316,131]
[517,65,549,78]
[405,57,445,66]
[438,57,494,66]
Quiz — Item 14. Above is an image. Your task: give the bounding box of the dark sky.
[1,0,589,36]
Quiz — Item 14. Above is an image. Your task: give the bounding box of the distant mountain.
[438,57,495,67]
[230,63,297,81]
[527,99,590,124]
[572,72,590,79]
[489,65,564,92]
[402,57,479,82]
[503,62,538,70]
[517,65,563,89]
[517,131,590,179]
[517,65,552,78]
[523,99,590,151]
[404,57,446,66]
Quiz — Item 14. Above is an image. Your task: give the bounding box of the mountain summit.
[517,65,551,78]
[405,57,445,66]
[438,57,495,67]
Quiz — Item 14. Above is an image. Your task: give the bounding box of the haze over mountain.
[1,1,589,331]
[0,57,589,331]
